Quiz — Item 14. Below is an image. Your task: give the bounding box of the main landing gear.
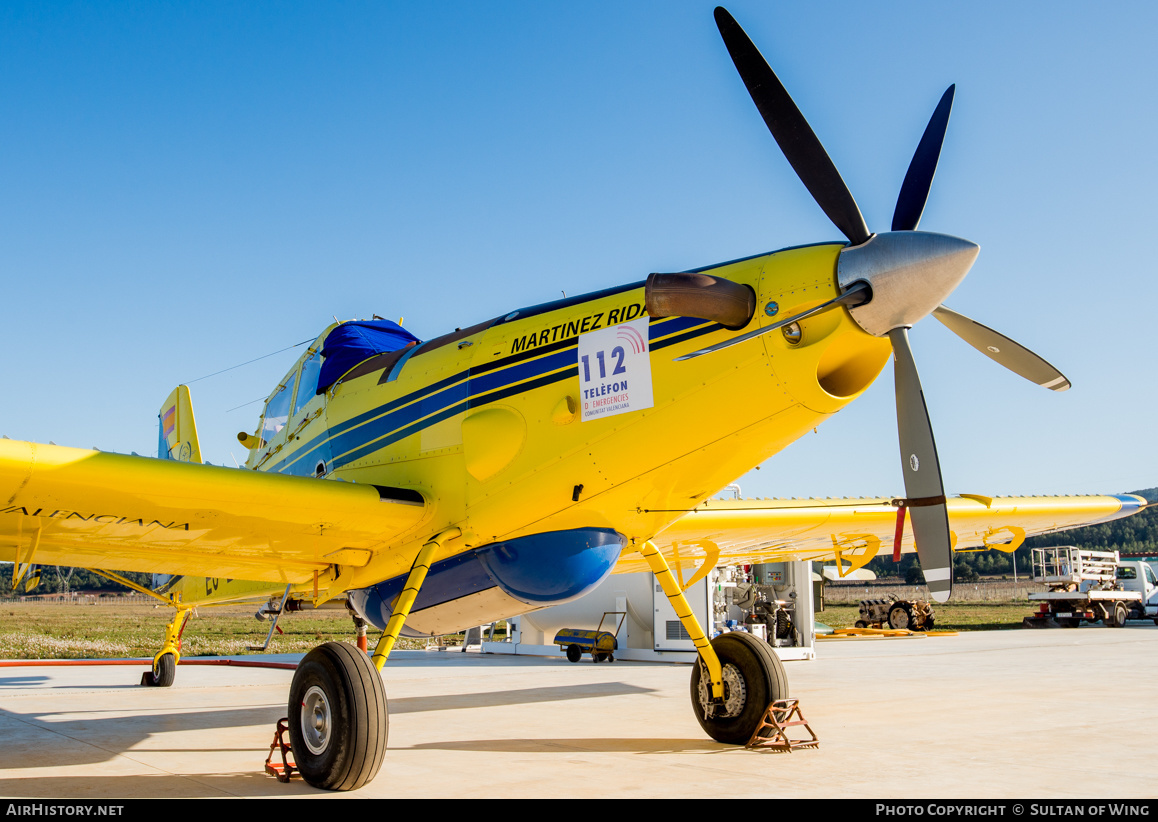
[690,631,788,744]
[287,642,388,791]
[638,541,790,747]
[284,528,455,791]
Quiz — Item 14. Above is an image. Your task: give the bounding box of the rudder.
[158,385,203,463]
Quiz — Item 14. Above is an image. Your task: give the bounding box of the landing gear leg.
[142,607,191,687]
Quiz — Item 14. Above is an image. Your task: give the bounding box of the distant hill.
[1021,487,1157,557]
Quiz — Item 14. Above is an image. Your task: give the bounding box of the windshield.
[261,374,297,442]
[293,348,323,416]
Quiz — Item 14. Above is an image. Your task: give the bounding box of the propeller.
[700,7,1072,602]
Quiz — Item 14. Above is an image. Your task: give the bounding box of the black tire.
[565,644,582,663]
[288,642,388,791]
[1108,602,1128,628]
[854,620,867,629]
[144,652,176,687]
[924,617,935,631]
[1061,617,1081,628]
[689,632,788,745]
[888,604,912,630]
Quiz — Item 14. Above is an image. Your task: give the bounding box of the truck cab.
[1115,561,1158,621]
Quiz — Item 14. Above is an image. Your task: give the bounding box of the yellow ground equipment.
[855,594,935,631]
[555,612,626,663]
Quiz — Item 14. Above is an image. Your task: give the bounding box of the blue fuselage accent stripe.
[266,315,721,475]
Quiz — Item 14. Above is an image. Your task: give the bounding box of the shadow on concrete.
[389,681,655,714]
[402,737,726,754]
[0,772,327,799]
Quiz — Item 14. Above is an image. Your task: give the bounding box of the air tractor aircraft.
[0,8,1145,791]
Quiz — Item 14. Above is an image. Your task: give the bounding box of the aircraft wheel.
[888,604,912,630]
[144,652,176,687]
[566,644,582,663]
[690,631,788,745]
[288,642,388,791]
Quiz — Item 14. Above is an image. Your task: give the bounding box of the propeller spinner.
[700,7,1071,602]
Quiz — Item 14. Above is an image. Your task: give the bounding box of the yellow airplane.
[0,7,1146,791]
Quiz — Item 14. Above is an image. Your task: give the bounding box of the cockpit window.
[293,348,322,417]
[261,374,297,442]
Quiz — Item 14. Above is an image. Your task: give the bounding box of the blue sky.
[2,1,1154,500]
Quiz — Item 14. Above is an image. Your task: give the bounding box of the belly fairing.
[347,527,626,636]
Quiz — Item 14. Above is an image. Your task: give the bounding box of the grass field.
[0,599,1043,659]
[817,602,1035,632]
[0,602,429,660]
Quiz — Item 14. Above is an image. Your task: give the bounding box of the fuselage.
[205,241,893,633]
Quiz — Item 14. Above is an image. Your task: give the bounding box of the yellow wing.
[0,440,429,583]
[616,494,1146,580]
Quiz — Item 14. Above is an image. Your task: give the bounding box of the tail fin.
[158,385,203,463]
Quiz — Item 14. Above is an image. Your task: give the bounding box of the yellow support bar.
[88,568,176,605]
[371,528,461,670]
[11,524,41,590]
[639,541,724,700]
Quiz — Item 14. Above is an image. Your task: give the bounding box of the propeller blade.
[888,327,953,603]
[714,7,871,246]
[674,282,870,361]
[933,306,1071,391]
[892,85,955,232]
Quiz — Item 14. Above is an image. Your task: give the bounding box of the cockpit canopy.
[258,319,421,446]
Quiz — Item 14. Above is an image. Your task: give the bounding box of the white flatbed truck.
[1024,547,1158,628]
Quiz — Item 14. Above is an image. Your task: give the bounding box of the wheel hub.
[698,661,747,719]
[301,685,332,755]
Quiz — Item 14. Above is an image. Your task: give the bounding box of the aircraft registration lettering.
[578,317,653,421]
[0,505,190,530]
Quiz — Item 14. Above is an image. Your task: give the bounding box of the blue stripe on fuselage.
[266,315,719,476]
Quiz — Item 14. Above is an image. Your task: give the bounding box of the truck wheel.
[1061,617,1081,628]
[1108,602,1128,628]
[888,604,912,630]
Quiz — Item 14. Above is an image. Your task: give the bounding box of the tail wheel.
[144,652,176,687]
[288,642,388,791]
[690,631,788,745]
